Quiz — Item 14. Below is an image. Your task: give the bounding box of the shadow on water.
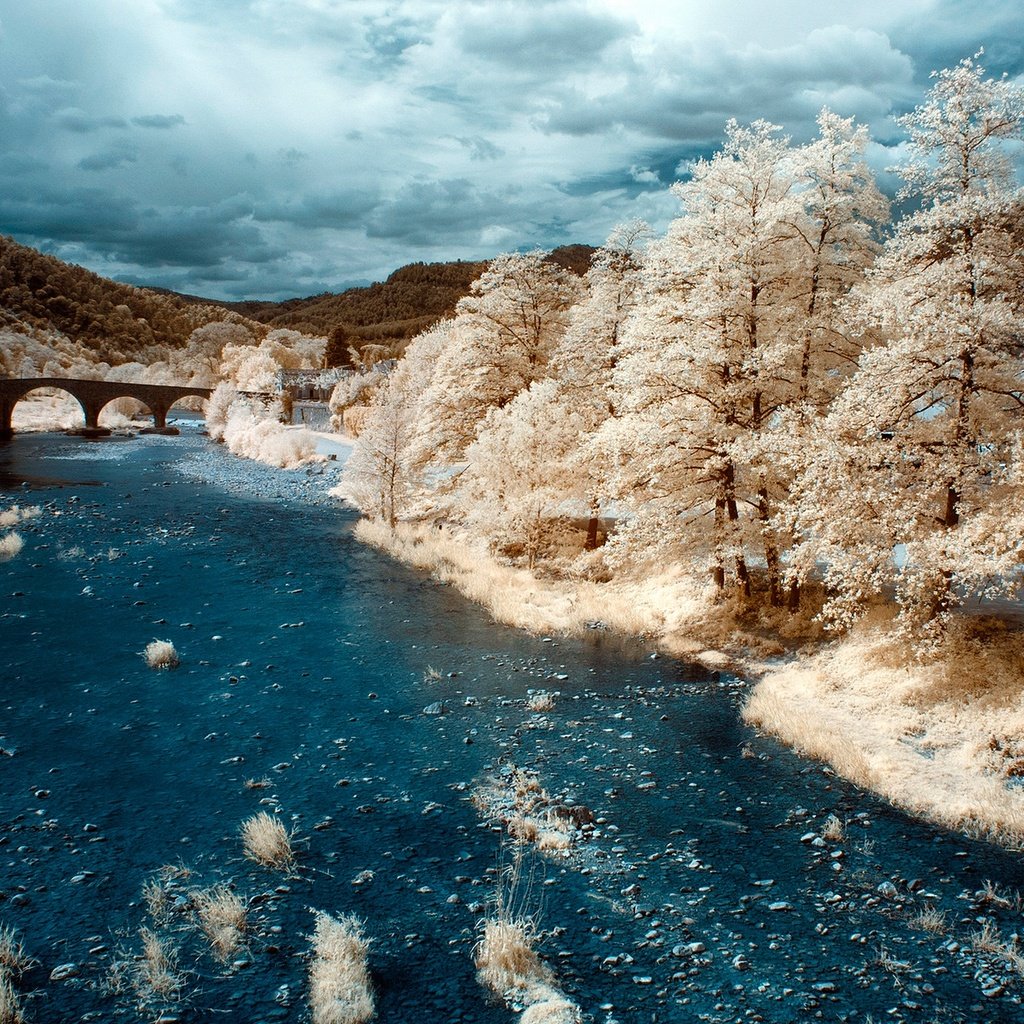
[1,431,1023,1023]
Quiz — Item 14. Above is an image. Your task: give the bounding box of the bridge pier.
[0,400,12,439]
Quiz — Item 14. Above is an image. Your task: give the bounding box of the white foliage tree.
[609,120,805,602]
[338,321,452,524]
[553,222,649,551]
[794,53,1024,632]
[418,251,581,464]
[457,379,586,568]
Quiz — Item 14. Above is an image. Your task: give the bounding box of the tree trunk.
[584,498,601,550]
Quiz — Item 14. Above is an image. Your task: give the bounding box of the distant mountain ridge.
[0,236,597,369]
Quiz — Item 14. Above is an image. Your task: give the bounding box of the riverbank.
[744,611,1024,850]
[353,519,1024,851]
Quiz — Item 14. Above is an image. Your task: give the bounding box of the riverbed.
[1,429,1022,1023]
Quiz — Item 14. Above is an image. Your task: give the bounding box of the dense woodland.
[340,56,1024,639]
[0,235,252,365]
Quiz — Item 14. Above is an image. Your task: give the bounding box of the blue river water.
[1,429,1023,1024]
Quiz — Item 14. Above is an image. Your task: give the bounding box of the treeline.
[0,235,254,366]
[340,56,1024,639]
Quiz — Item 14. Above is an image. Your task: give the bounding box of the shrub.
[0,928,31,976]
[0,534,23,562]
[307,911,374,1024]
[135,927,181,1001]
[0,972,23,1024]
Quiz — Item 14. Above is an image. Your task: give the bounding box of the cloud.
[252,189,382,229]
[889,0,1024,83]
[77,144,138,171]
[131,113,186,129]
[0,1,1021,301]
[452,135,504,161]
[539,26,915,142]
[55,108,128,133]
[451,0,635,69]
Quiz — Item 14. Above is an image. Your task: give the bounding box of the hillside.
[0,235,256,366]
[1,237,597,371]
[173,244,597,366]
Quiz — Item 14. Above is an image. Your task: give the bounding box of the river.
[1,428,1022,1023]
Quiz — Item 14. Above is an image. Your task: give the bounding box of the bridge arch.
[8,384,88,432]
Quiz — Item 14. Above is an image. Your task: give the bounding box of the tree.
[338,321,452,524]
[608,120,805,602]
[417,251,581,464]
[553,222,649,550]
[790,109,889,416]
[792,54,1024,632]
[456,379,586,568]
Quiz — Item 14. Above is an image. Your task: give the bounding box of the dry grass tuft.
[520,990,583,1024]
[535,830,570,853]
[0,534,23,562]
[423,665,442,683]
[909,906,947,934]
[527,693,555,713]
[474,849,580,1021]
[143,639,179,669]
[0,928,32,977]
[142,877,170,925]
[475,917,551,998]
[821,814,845,842]
[241,812,295,870]
[136,927,181,1001]
[971,921,1024,976]
[307,911,375,1024]
[0,972,24,1024]
[194,885,247,961]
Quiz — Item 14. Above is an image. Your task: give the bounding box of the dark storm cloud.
[253,189,383,229]
[365,179,500,243]
[453,135,505,161]
[78,148,138,172]
[540,26,914,141]
[890,0,1024,84]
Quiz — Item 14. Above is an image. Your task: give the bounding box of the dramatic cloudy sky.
[1,1,1021,300]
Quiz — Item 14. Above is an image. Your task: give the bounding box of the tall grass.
[307,911,374,1024]
[0,928,31,977]
[0,972,23,1024]
[474,848,580,1021]
[354,519,718,652]
[135,927,181,1001]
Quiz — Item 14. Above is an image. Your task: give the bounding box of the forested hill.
[1,235,597,369]
[0,234,255,365]
[171,244,597,366]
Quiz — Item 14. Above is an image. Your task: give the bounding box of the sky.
[0,1,1022,302]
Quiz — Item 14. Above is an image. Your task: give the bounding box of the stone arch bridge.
[0,377,213,436]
